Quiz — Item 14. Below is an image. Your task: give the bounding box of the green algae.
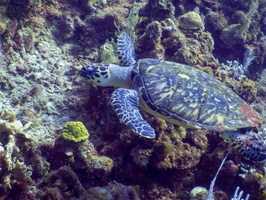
[100,39,119,63]
[121,2,141,40]
[178,11,204,30]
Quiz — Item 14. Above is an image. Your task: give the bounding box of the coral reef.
[220,0,259,46]
[139,0,175,21]
[0,0,266,199]
[136,16,218,73]
[88,181,141,200]
[149,129,207,170]
[137,21,165,59]
[0,112,50,199]
[37,165,89,200]
[5,0,41,19]
[46,130,114,178]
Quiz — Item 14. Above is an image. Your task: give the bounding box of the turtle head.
[79,63,133,88]
[79,63,111,86]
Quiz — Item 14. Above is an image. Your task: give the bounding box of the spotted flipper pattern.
[111,88,155,138]
[117,32,136,66]
[221,129,266,162]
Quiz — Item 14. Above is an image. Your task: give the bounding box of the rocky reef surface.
[1,0,266,199]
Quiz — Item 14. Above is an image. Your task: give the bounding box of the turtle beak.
[79,66,96,80]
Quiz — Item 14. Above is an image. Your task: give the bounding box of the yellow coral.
[62,121,89,142]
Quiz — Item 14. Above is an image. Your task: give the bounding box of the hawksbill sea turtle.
[79,32,266,162]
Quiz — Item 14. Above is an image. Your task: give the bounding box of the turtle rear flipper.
[221,129,266,162]
[117,32,136,66]
[111,88,155,138]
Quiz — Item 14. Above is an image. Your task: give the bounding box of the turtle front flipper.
[117,32,136,66]
[111,88,156,138]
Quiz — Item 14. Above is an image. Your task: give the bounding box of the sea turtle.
[79,32,266,162]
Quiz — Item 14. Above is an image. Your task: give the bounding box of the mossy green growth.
[100,40,119,63]
[62,121,89,142]
[178,11,203,30]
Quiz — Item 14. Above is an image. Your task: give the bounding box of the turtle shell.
[132,59,261,131]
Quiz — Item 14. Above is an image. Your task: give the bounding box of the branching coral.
[220,48,256,80]
[231,187,250,200]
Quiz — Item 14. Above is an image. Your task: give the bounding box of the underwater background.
[1,0,266,199]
